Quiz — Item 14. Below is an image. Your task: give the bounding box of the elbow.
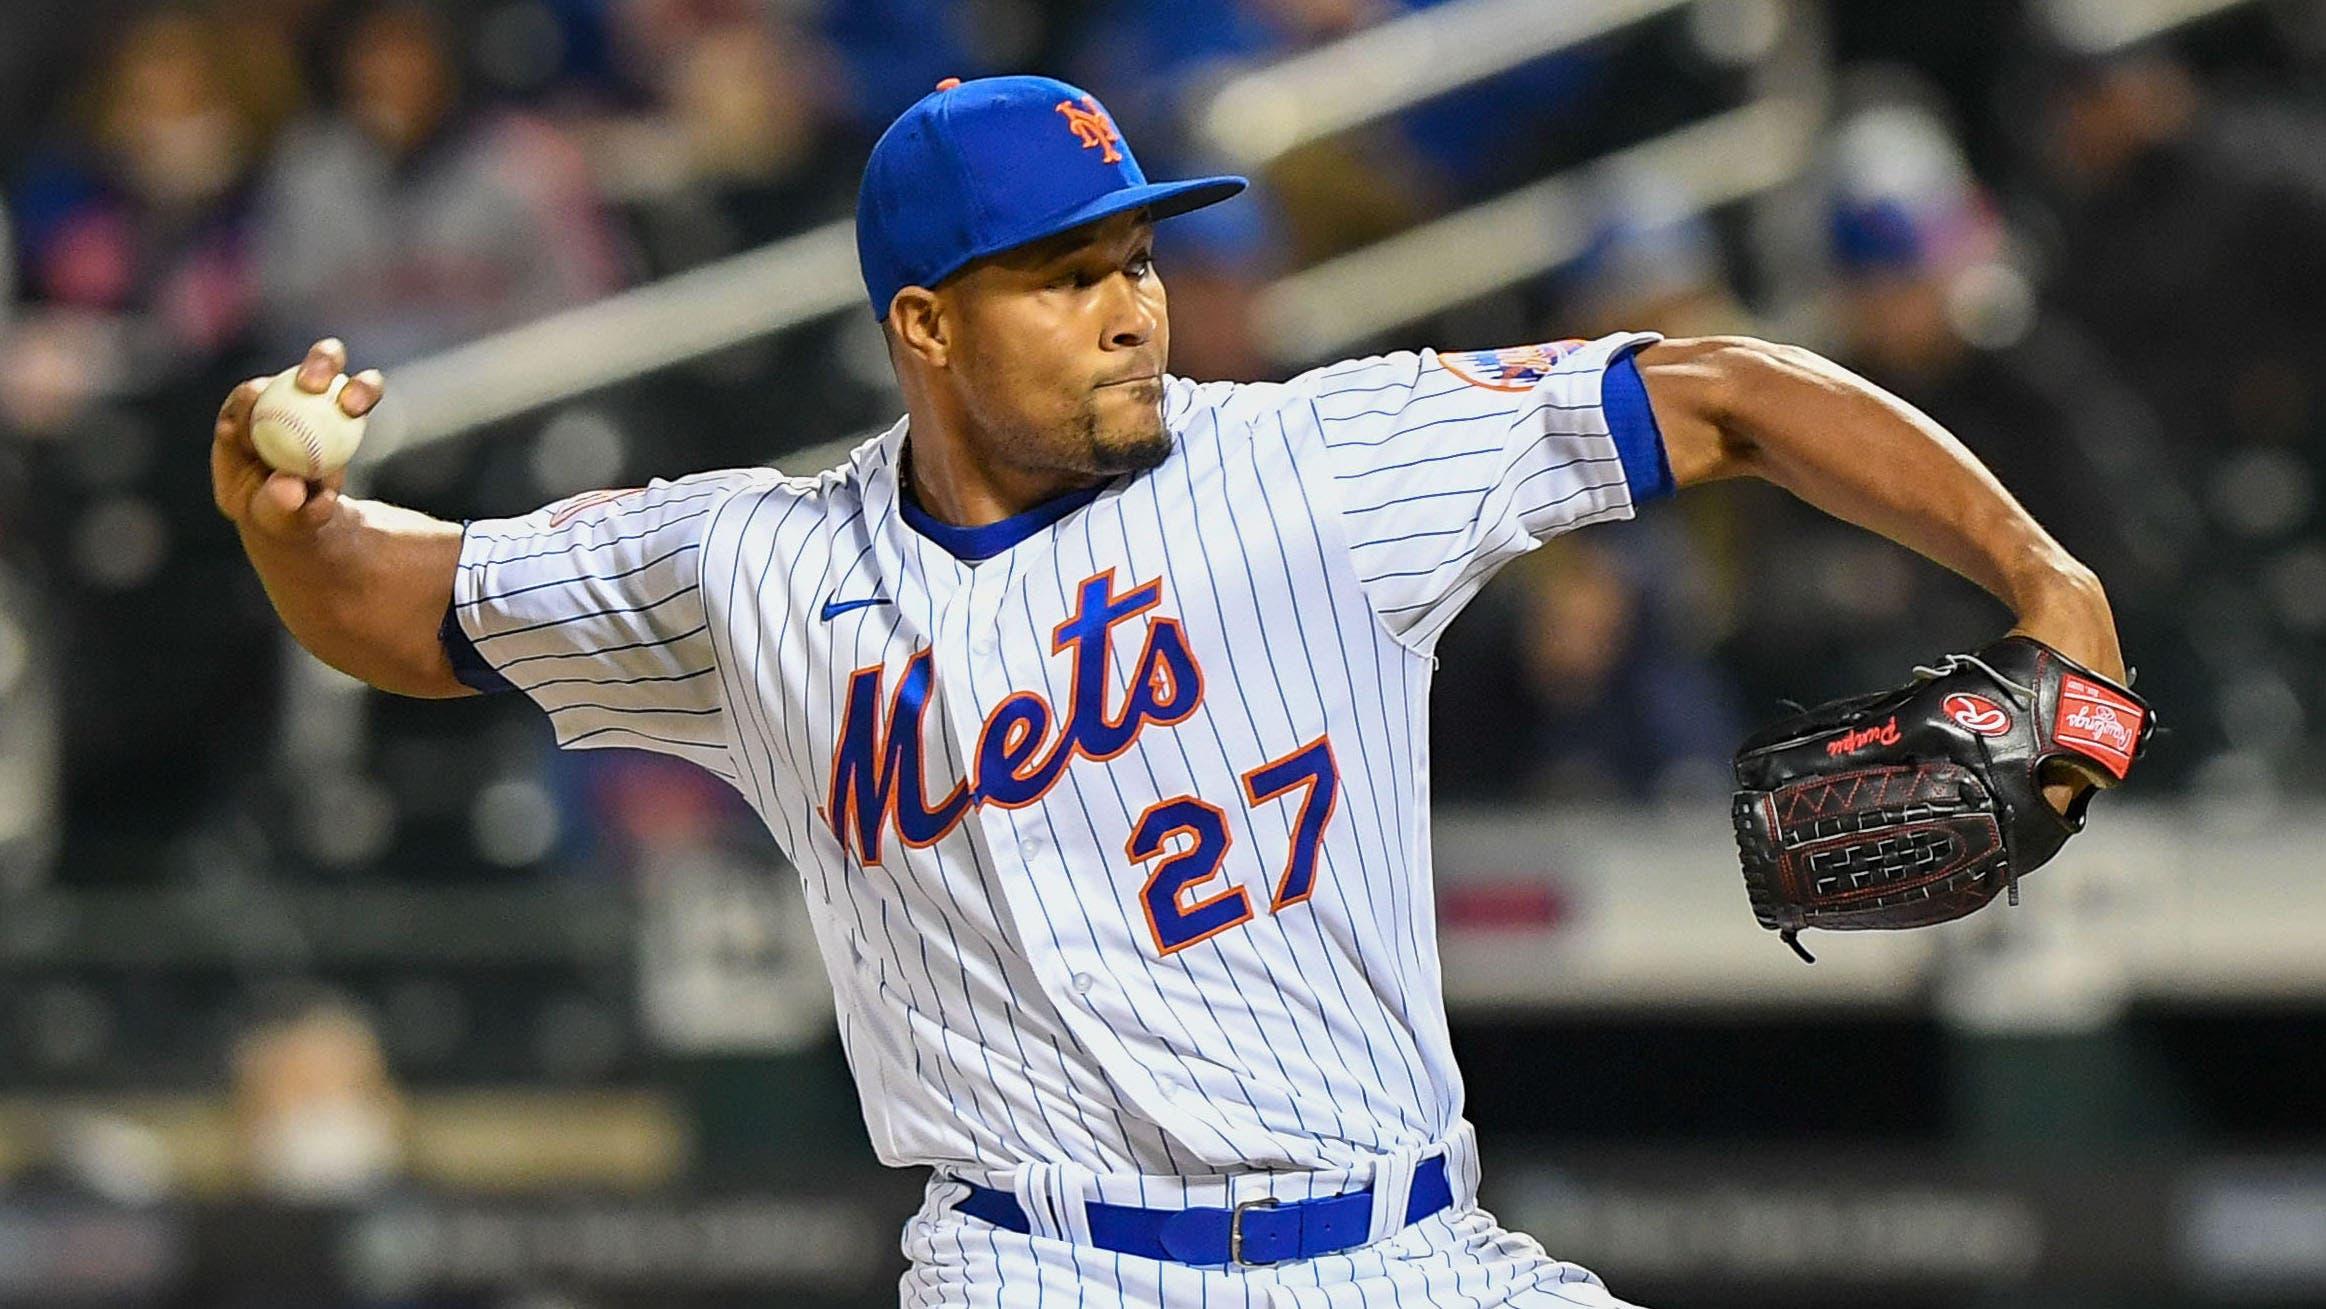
[387,622,477,700]
[360,655,474,701]
[387,658,477,700]
[301,597,474,700]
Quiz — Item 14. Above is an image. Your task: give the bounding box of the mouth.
[1097,373,1161,389]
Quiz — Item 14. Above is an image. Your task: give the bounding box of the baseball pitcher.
[215,77,2146,1306]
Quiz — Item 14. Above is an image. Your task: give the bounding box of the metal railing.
[1254,93,1823,357]
[1192,0,1695,170]
[345,0,2266,468]
[2039,0,2260,53]
[362,0,1779,467]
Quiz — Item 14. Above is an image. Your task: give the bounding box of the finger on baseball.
[297,481,340,529]
[215,376,268,446]
[251,471,312,531]
[213,436,263,516]
[211,378,272,519]
[340,368,385,417]
[298,338,347,392]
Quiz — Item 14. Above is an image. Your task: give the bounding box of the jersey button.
[971,630,996,657]
[1071,972,1097,994]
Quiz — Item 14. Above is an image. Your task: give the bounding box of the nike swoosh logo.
[820,593,893,621]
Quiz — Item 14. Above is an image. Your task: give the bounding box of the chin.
[1080,389,1171,474]
[1089,417,1173,474]
[1092,431,1172,475]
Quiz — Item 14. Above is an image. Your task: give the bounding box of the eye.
[1129,251,1155,279]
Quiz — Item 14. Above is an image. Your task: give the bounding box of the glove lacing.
[1916,651,2046,911]
[1913,650,2033,910]
[1909,651,2037,703]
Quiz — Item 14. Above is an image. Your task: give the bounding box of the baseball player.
[214,77,2128,1306]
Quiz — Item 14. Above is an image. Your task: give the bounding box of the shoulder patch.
[1436,340,1588,392]
[546,487,647,527]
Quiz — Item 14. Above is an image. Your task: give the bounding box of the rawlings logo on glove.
[2053,676,2145,778]
[1944,693,2011,735]
[1730,636,2154,961]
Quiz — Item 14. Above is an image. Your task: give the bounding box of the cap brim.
[932,175,1249,288]
[1092,175,1250,227]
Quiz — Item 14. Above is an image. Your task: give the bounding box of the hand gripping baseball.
[211,338,385,542]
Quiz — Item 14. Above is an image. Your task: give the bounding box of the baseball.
[249,366,366,480]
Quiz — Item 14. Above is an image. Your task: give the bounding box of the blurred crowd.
[3,0,2325,915]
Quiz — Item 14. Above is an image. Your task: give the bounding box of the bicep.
[1302,333,1661,646]
[450,474,758,772]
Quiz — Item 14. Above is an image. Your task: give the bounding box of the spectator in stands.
[1070,0,1439,263]
[594,9,881,472]
[1435,526,1742,803]
[2031,47,2326,473]
[231,996,408,1202]
[2023,44,2326,789]
[254,0,620,366]
[1073,0,1602,264]
[1559,165,1756,342]
[617,11,862,239]
[810,0,990,130]
[1823,92,2181,586]
[1737,86,2210,772]
[2,9,301,886]
[0,0,149,172]
[2,6,291,434]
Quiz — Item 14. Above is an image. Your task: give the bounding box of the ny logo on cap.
[1056,95,1123,164]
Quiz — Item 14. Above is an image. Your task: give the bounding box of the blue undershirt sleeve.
[1602,345,1674,504]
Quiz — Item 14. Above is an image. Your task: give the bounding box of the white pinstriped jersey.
[450,331,1668,1181]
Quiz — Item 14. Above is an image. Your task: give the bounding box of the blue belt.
[952,1154,1453,1267]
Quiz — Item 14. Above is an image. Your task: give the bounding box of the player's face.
[941,211,1172,478]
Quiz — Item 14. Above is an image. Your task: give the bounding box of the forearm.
[240,497,471,698]
[1643,337,2121,675]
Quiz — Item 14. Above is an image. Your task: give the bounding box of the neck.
[901,406,1101,527]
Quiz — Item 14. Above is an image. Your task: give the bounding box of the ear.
[888,287,951,369]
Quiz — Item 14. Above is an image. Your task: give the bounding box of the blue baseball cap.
[856,75,1248,320]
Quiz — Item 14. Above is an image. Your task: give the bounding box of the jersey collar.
[899,478,1106,562]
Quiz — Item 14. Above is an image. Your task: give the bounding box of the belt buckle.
[1229,1195,1280,1266]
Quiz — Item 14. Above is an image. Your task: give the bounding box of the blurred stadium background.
[2,0,2324,1304]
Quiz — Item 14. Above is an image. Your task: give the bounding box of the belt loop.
[1055,1162,1096,1246]
[1012,1160,1097,1246]
[1365,1148,1419,1245]
[1442,1120,1481,1211]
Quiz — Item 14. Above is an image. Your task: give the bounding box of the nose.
[1102,275,1156,352]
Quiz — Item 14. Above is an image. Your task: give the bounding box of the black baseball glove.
[1731,635,2153,961]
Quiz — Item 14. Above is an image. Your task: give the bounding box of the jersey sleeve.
[443,471,761,777]
[1294,331,1670,648]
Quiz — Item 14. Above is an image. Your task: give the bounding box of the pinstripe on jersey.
[450,332,1665,1278]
